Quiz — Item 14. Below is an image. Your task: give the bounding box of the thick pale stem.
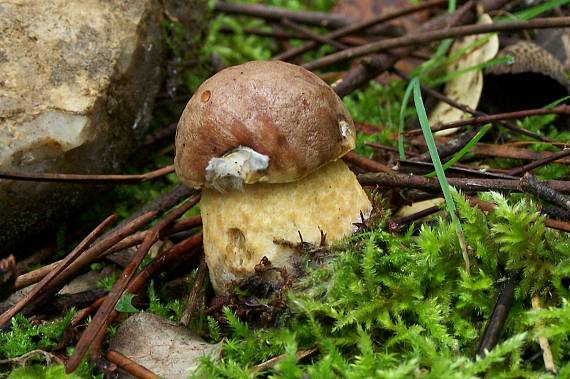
[531,295,557,374]
[200,160,372,294]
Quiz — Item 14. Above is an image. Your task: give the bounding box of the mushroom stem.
[200,160,372,294]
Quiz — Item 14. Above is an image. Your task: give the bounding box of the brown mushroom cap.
[174,60,355,189]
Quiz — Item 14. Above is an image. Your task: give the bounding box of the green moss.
[195,193,570,377]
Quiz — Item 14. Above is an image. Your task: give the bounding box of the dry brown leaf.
[429,14,499,136]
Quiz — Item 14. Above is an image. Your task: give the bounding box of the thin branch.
[397,160,518,179]
[520,173,570,211]
[213,1,352,29]
[475,271,520,358]
[88,233,204,365]
[0,165,174,184]
[305,17,570,70]
[281,18,348,50]
[343,151,392,173]
[467,195,570,232]
[0,214,117,328]
[508,148,570,176]
[405,105,570,136]
[179,257,208,326]
[358,172,570,194]
[331,0,501,96]
[410,137,570,163]
[106,350,160,379]
[393,68,553,142]
[249,348,318,374]
[388,205,442,232]
[66,196,200,373]
[13,215,202,290]
[273,0,447,61]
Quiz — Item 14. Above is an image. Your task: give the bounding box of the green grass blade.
[412,78,470,272]
[512,0,570,20]
[398,82,415,160]
[428,55,512,87]
[425,123,493,177]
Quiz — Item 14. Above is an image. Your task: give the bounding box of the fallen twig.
[106,350,160,379]
[273,0,447,61]
[180,257,208,326]
[281,18,348,50]
[475,271,520,358]
[467,196,570,233]
[0,214,117,328]
[305,17,570,70]
[410,138,570,164]
[249,347,318,374]
[331,0,519,97]
[13,215,202,290]
[405,105,570,137]
[66,195,200,373]
[0,165,174,184]
[359,172,570,194]
[520,173,570,212]
[0,349,63,366]
[508,148,570,176]
[14,211,158,291]
[388,205,442,232]
[214,1,352,28]
[393,68,553,142]
[71,297,106,327]
[343,151,392,173]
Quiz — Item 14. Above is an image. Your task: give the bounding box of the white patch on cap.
[205,146,269,192]
[339,120,352,139]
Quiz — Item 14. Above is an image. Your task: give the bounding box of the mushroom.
[174,61,372,294]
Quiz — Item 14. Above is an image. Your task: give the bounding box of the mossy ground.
[2,1,570,378]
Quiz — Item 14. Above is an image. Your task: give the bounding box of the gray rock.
[0,0,205,254]
[109,312,222,378]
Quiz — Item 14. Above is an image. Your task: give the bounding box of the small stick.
[542,205,570,222]
[388,205,442,232]
[220,25,316,41]
[508,148,570,176]
[66,196,200,373]
[393,68,553,142]
[359,172,570,194]
[475,271,520,358]
[411,129,479,162]
[0,165,174,184]
[281,18,347,50]
[409,138,570,163]
[304,17,570,70]
[180,257,208,326]
[0,255,16,301]
[343,151,392,173]
[13,215,202,290]
[89,233,204,364]
[273,0,447,61]
[106,350,160,379]
[14,211,158,290]
[71,297,106,327]
[213,1,352,29]
[0,214,117,328]
[520,173,570,211]
[249,348,318,374]
[531,295,557,374]
[331,0,510,97]
[467,195,570,233]
[405,105,570,136]
[397,160,518,180]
